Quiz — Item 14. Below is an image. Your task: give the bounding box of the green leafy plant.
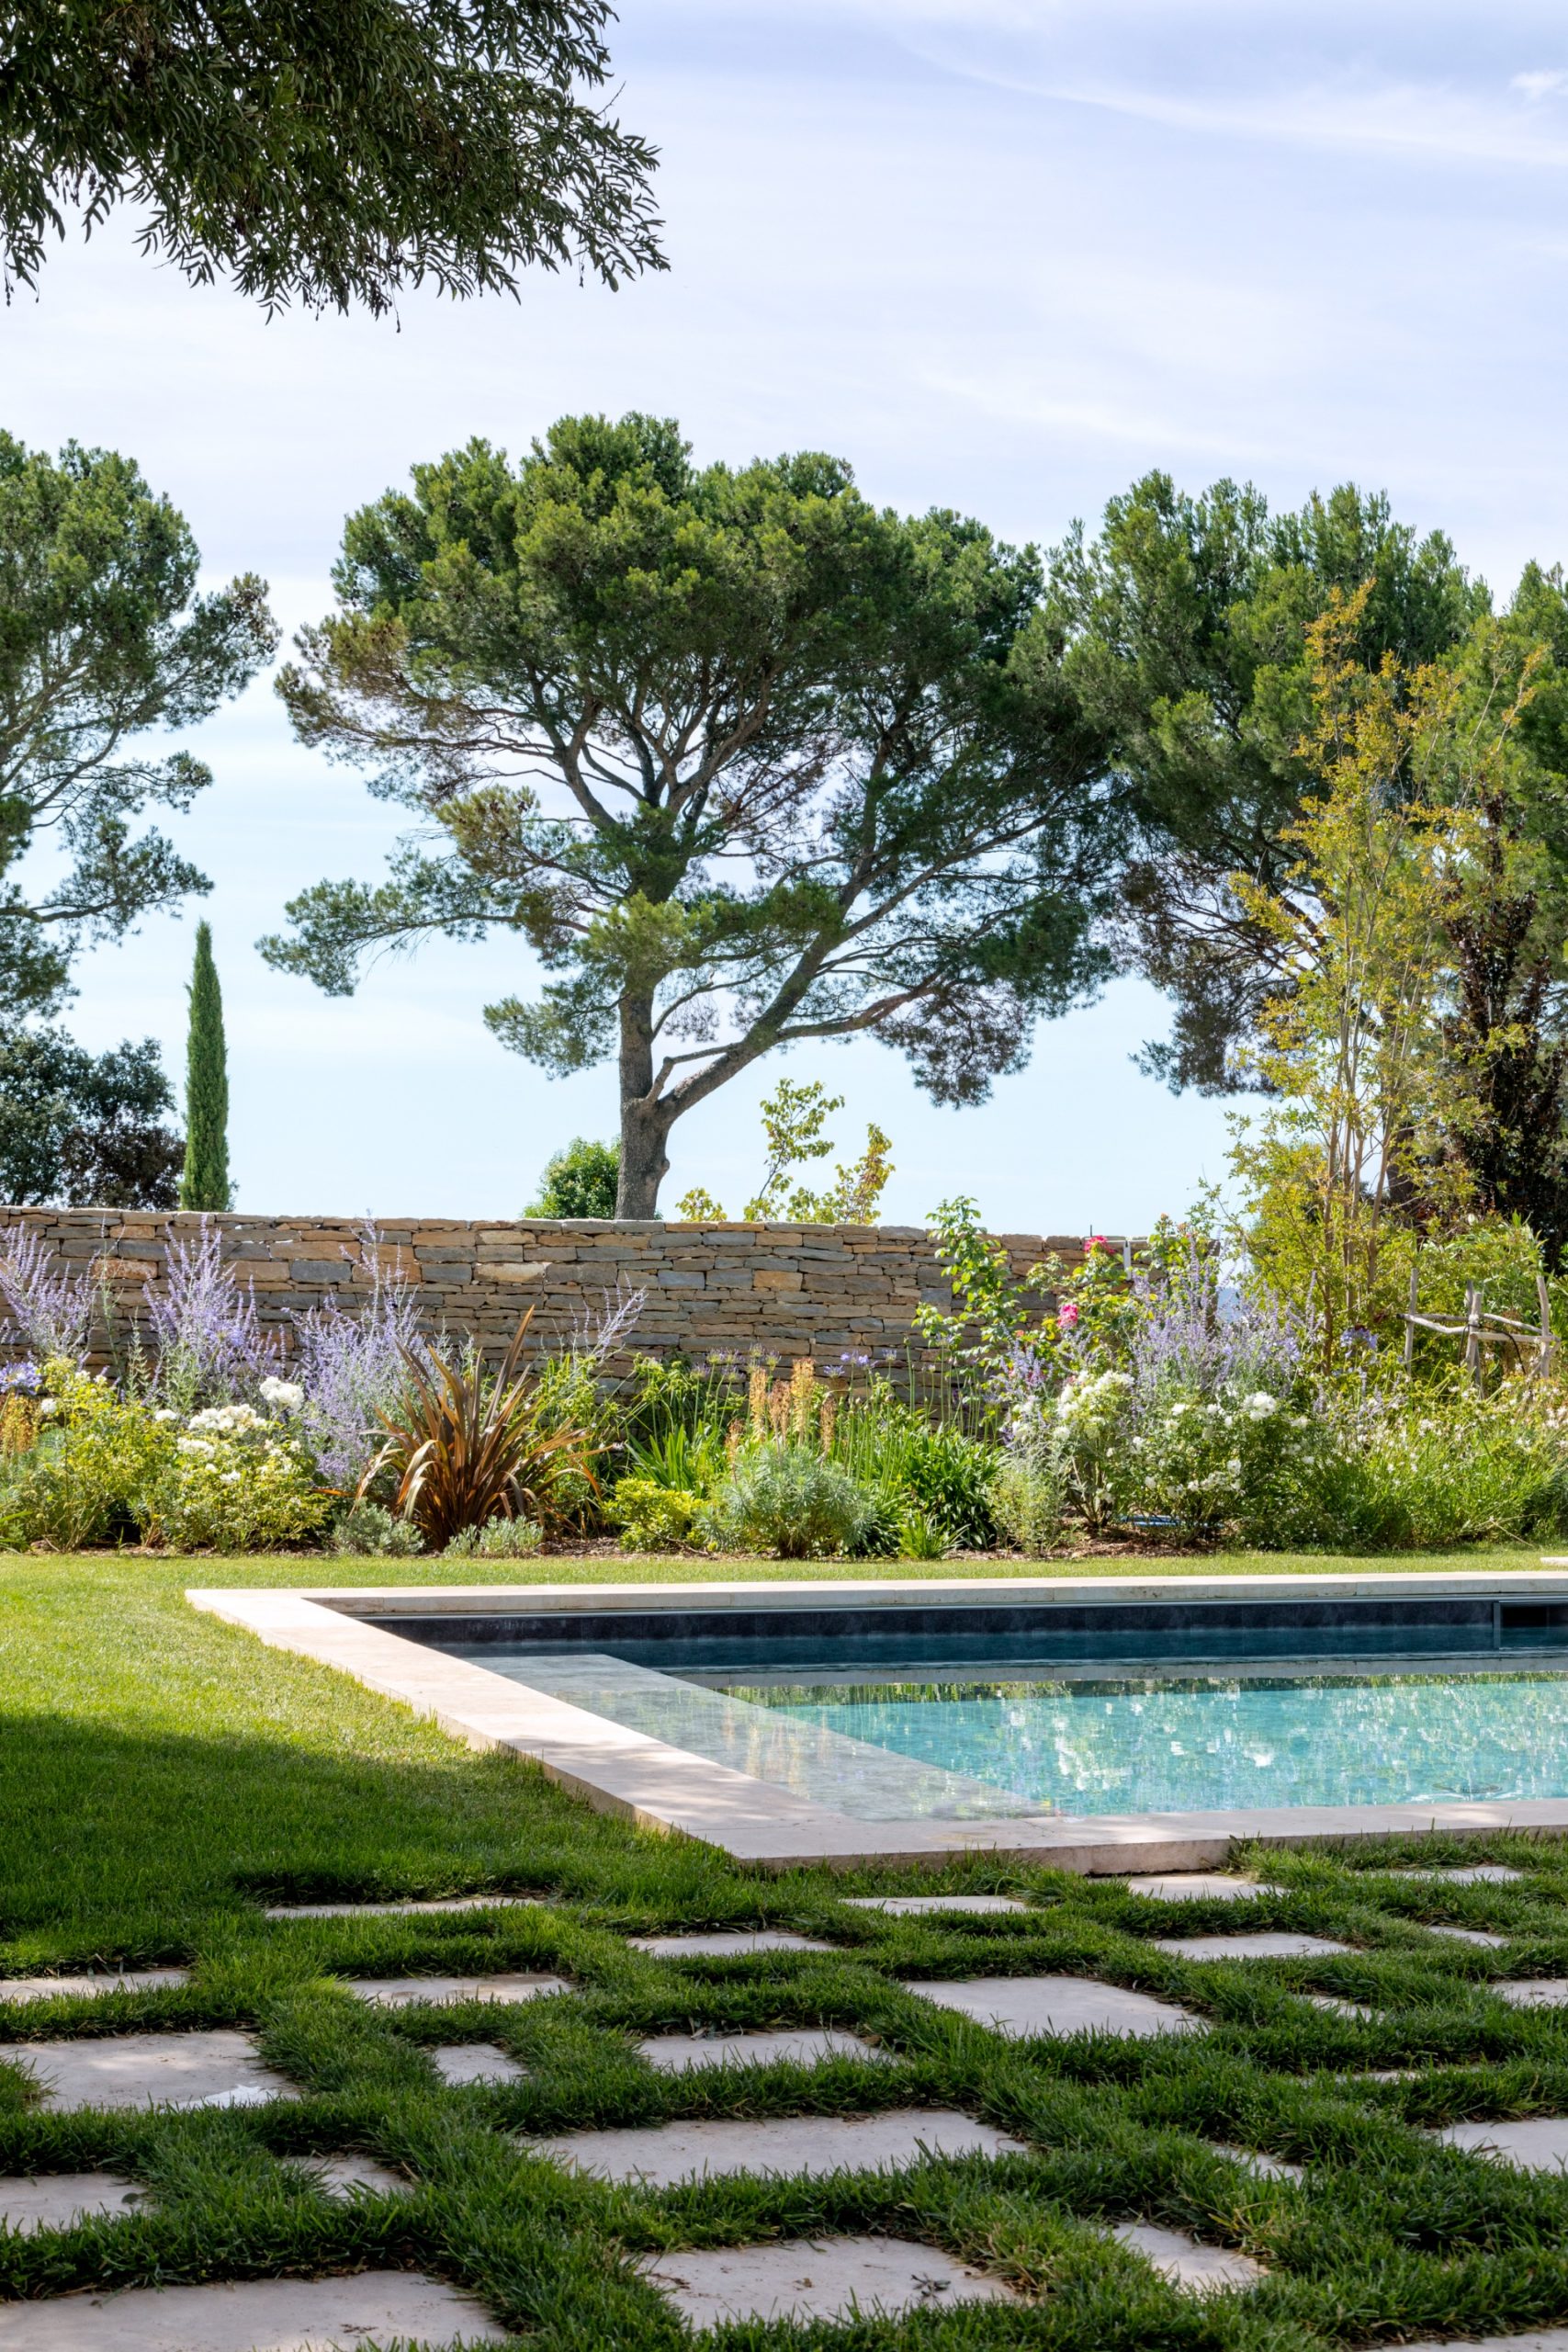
[442,1517,543,1559]
[700,1442,874,1560]
[677,1080,894,1224]
[328,1500,424,1558]
[526,1136,620,1219]
[990,1446,1066,1556]
[606,1476,703,1552]
[363,1317,595,1549]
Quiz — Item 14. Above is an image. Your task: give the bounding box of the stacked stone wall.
[0,1210,1101,1370]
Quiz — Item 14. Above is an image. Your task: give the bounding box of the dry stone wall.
[0,1210,1094,1369]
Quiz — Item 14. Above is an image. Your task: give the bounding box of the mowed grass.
[4,1549,1568,2346]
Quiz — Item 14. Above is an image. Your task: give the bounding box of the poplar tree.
[179,921,231,1210]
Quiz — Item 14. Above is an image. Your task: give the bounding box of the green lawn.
[5,1548,1568,2346]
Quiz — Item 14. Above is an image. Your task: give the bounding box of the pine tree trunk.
[179,920,231,1211]
[615,989,672,1217]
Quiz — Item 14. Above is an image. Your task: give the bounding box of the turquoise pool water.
[739,1670,1568,1815]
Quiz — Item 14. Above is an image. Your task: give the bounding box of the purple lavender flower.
[291,1224,429,1488]
[140,1220,280,1406]
[0,1227,98,1363]
[0,1359,42,1395]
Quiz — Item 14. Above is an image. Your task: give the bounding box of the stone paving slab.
[432,2043,528,2087]
[265,1896,539,1919]
[301,2154,412,2199]
[1395,1866,1523,1885]
[1113,2222,1266,2293]
[531,2109,1030,2187]
[1304,1994,1375,2017]
[0,2174,146,2233]
[1427,1927,1510,1948]
[841,1895,1029,1916]
[636,2234,1025,2326]
[903,1975,1200,2039]
[1394,2334,1568,2350]
[628,1931,835,1957]
[341,1974,569,2008]
[1212,2143,1304,2182]
[1123,1876,1282,1902]
[0,2269,505,2347]
[1495,1981,1568,2008]
[0,1973,188,2006]
[1152,1932,1353,1961]
[637,2029,888,2074]
[1439,2118,1568,2170]
[7,2032,296,2111]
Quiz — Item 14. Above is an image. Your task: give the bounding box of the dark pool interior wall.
[360,1595,1568,1679]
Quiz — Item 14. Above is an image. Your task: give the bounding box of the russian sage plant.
[292,1227,427,1490]
[0,1227,99,1363]
[141,1220,279,1408]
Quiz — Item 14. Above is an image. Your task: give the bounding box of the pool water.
[742,1669,1568,1814]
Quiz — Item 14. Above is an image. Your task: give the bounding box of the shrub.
[526,1136,619,1219]
[139,1219,279,1408]
[991,1447,1066,1555]
[365,1316,595,1548]
[829,1384,998,1548]
[293,1227,427,1491]
[328,1500,424,1557]
[152,1424,329,1551]
[607,1476,703,1551]
[0,1366,173,1548]
[701,1442,874,1559]
[442,1517,544,1559]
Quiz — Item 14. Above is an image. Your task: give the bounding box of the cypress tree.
[179,920,231,1210]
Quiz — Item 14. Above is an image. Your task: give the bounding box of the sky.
[7,0,1568,1233]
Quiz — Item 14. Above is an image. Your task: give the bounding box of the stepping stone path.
[299,2154,411,2199]
[841,1895,1029,1916]
[1426,1927,1510,1948]
[1495,1981,1568,2008]
[628,1930,834,1957]
[431,2043,527,2087]
[265,1895,538,1918]
[342,1973,568,2007]
[1122,1876,1282,1902]
[1305,1994,1375,2017]
[7,2032,294,2111]
[637,2028,887,2074]
[0,2269,503,2348]
[1113,2222,1266,2293]
[1395,2335,1568,2350]
[0,2174,147,2233]
[636,2235,1026,2327]
[1396,1866,1522,1885]
[1152,1932,1353,1961]
[1213,2144,1304,2182]
[532,2109,1028,2187]
[904,1975,1199,2039]
[1438,2118,1568,2171]
[0,1972,187,2005]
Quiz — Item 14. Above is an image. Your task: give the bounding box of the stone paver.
[341,1973,569,2008]
[628,1930,835,1957]
[1122,1875,1282,1903]
[300,2154,412,2199]
[1113,2223,1267,2293]
[1495,1980,1568,2008]
[841,1895,1029,1917]
[0,1972,188,2006]
[7,2032,295,2112]
[431,2043,527,2087]
[0,2174,146,2233]
[1438,2118,1568,2171]
[531,2109,1029,2187]
[1426,1926,1509,1948]
[637,2029,887,2074]
[0,2269,504,2348]
[266,1895,539,1919]
[1394,2335,1568,2350]
[637,2234,1026,2327]
[904,1974,1199,2040]
[1212,2143,1304,2181]
[1304,1994,1374,2017]
[1152,1932,1353,1961]
[1394,1866,1522,1885]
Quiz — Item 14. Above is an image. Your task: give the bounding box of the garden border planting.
[190,1568,1568,1871]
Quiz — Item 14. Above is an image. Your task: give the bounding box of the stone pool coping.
[188,1571,1568,1872]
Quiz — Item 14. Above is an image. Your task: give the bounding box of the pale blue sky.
[6,0,1568,1230]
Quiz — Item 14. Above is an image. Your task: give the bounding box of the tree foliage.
[1047,473,1484,1092]
[263,413,1116,1214]
[0,1025,184,1206]
[525,1134,619,1219]
[0,432,276,1021]
[1,0,662,314]
[676,1077,894,1223]
[180,919,231,1210]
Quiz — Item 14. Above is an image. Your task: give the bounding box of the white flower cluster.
[1055,1369,1134,1431]
[1242,1391,1279,1420]
[187,1404,265,1435]
[259,1376,304,1413]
